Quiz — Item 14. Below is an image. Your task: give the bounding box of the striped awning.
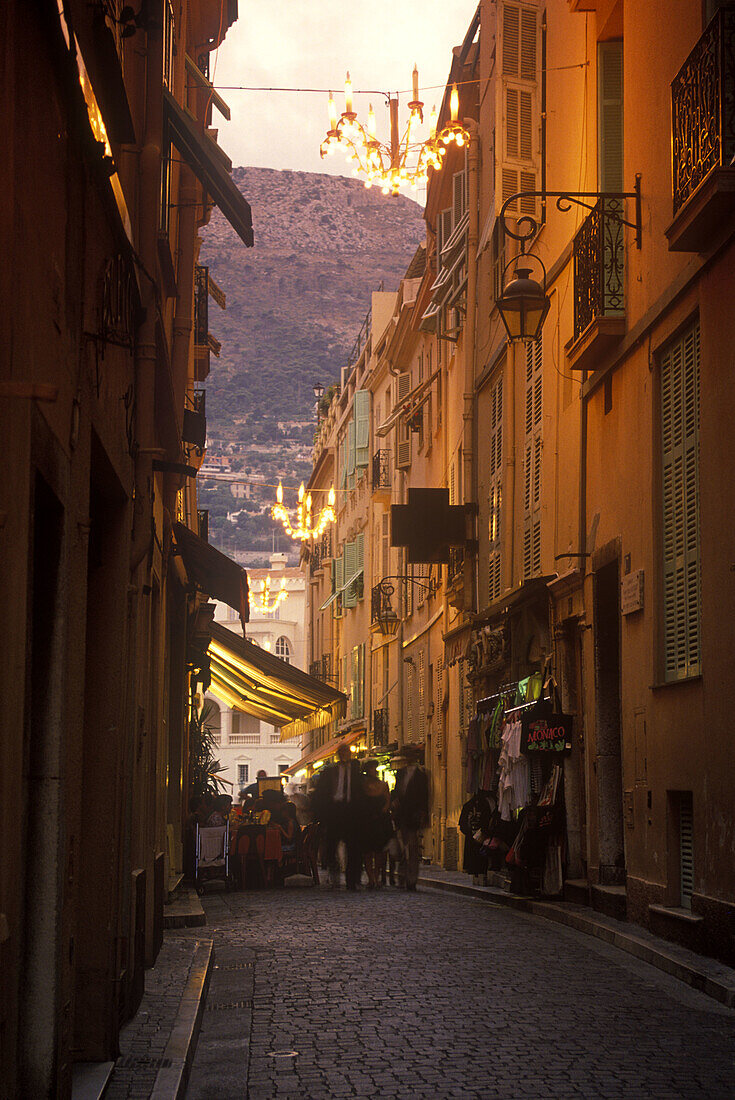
[207,621,346,735]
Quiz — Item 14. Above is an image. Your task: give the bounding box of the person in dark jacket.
[311,743,365,890]
[390,754,430,891]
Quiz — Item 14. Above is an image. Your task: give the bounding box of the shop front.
[460,579,576,897]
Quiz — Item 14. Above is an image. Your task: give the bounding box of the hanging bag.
[521,683,573,755]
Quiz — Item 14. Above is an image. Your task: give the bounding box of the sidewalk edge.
[148,939,215,1099]
[422,875,735,1008]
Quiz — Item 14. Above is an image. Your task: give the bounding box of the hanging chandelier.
[250,574,290,615]
[320,69,469,196]
[271,482,336,542]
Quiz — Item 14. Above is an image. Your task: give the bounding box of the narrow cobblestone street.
[185,881,734,1099]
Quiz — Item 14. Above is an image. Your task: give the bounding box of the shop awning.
[207,621,346,735]
[164,88,254,247]
[283,730,363,776]
[173,522,249,622]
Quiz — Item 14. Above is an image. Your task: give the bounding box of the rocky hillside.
[199,167,426,430]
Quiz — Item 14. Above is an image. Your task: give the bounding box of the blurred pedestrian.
[312,743,365,890]
[390,753,430,891]
[362,760,392,889]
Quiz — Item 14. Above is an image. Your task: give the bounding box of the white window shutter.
[343,541,357,608]
[346,418,356,487]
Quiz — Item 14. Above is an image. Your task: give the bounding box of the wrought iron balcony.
[668,6,735,250]
[372,707,389,746]
[448,547,464,587]
[309,659,321,680]
[566,197,626,370]
[197,509,209,541]
[372,449,391,491]
[309,542,323,575]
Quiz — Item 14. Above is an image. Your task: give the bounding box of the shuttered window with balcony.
[661,321,701,681]
[523,336,542,579]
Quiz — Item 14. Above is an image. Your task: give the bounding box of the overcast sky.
[212,1,477,178]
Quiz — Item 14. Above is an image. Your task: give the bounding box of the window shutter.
[381,511,390,577]
[418,649,426,739]
[661,321,700,681]
[598,40,624,193]
[488,375,503,602]
[346,418,356,487]
[343,540,357,608]
[340,436,347,490]
[498,2,539,217]
[523,335,543,580]
[453,166,467,225]
[356,531,365,596]
[334,553,344,618]
[396,372,411,404]
[679,793,694,908]
[354,389,371,468]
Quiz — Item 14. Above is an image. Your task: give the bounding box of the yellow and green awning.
[207,621,346,739]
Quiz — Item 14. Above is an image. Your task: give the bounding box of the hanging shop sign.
[521,697,573,754]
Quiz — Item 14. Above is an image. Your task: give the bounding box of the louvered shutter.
[598,41,623,193]
[679,793,694,908]
[354,389,371,469]
[437,208,453,270]
[498,2,539,217]
[523,336,543,579]
[339,435,347,490]
[356,532,365,599]
[343,540,357,608]
[346,418,356,489]
[418,649,426,739]
[488,375,503,602]
[334,553,344,618]
[453,165,467,225]
[661,321,700,681]
[381,512,390,577]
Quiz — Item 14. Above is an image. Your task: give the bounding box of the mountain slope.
[199,167,426,430]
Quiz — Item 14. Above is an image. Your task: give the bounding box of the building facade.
[303,0,735,964]
[0,1,253,1092]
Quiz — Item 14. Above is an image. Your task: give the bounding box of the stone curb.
[422,875,735,1009]
[148,939,215,1100]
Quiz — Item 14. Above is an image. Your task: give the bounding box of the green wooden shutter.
[334,553,344,619]
[343,540,357,608]
[662,321,700,680]
[355,532,365,599]
[598,40,623,193]
[354,389,371,469]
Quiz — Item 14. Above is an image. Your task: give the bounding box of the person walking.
[390,753,430,891]
[362,760,392,889]
[312,743,365,890]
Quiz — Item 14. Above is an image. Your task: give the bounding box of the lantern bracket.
[499,173,642,252]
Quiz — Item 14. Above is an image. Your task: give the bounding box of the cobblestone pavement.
[186,879,735,1100]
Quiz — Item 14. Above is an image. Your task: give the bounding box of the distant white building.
[206,552,306,793]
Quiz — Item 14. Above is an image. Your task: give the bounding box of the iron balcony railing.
[197,509,209,541]
[309,654,333,684]
[671,6,735,215]
[194,264,208,345]
[372,448,391,490]
[373,707,389,746]
[309,542,322,575]
[448,547,464,586]
[572,197,625,340]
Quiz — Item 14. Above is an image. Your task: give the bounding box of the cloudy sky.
[212,1,477,177]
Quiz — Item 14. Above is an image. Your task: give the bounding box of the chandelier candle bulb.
[344,72,353,115]
[412,64,419,101]
[450,83,459,122]
[429,105,437,138]
[328,93,337,131]
[367,104,376,138]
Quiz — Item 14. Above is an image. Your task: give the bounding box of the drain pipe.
[170,164,198,416]
[462,119,480,614]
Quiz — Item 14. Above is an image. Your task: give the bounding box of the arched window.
[275,636,291,663]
